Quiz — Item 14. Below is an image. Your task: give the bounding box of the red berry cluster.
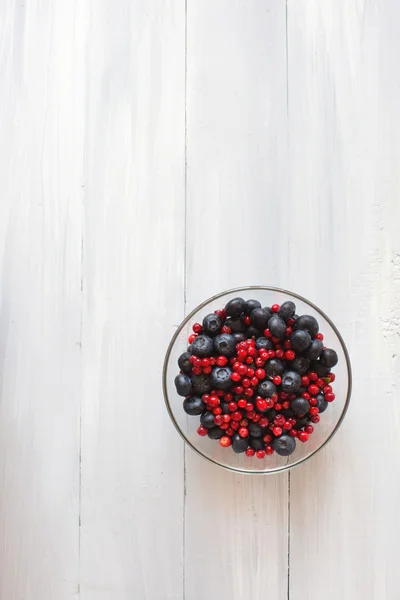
[175,298,337,459]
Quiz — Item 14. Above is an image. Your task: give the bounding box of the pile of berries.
[174,297,338,459]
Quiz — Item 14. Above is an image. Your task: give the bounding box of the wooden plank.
[80,2,186,598]
[185,2,289,599]
[287,1,400,599]
[0,0,84,597]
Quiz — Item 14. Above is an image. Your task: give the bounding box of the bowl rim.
[162,285,352,474]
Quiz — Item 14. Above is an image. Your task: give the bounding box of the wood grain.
[79,2,186,599]
[287,2,400,599]
[185,2,289,599]
[0,0,84,596]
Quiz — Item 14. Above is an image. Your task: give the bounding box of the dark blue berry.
[245,299,262,313]
[278,300,296,321]
[191,373,211,395]
[320,348,338,367]
[246,326,262,338]
[224,317,246,333]
[207,427,225,440]
[274,435,296,456]
[249,436,265,451]
[233,332,247,344]
[248,422,263,437]
[316,393,328,413]
[291,397,310,416]
[262,306,273,320]
[182,396,205,415]
[191,334,214,357]
[210,366,233,390]
[225,297,247,317]
[202,313,222,336]
[291,356,310,374]
[268,315,286,338]
[221,402,230,414]
[265,358,285,377]
[312,361,331,377]
[305,339,324,360]
[291,330,311,352]
[178,351,192,374]
[200,411,216,428]
[294,314,319,337]
[250,308,270,329]
[266,409,277,421]
[232,433,249,453]
[175,373,192,396]
[255,337,273,350]
[213,333,236,357]
[295,417,310,429]
[257,379,277,398]
[281,370,302,393]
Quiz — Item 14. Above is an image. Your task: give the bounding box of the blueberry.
[281,408,294,419]
[281,370,302,394]
[316,393,328,413]
[175,373,192,396]
[291,330,311,352]
[246,326,262,338]
[251,308,270,330]
[221,402,230,414]
[312,361,331,377]
[246,299,262,313]
[278,300,296,321]
[224,317,246,333]
[265,358,285,377]
[183,396,205,415]
[202,313,222,337]
[274,435,296,456]
[294,314,319,337]
[257,380,277,398]
[320,348,338,368]
[191,334,214,357]
[233,332,247,344]
[210,366,233,390]
[305,339,323,360]
[291,396,310,416]
[295,417,310,429]
[248,422,263,437]
[255,337,273,351]
[249,436,265,451]
[200,411,216,428]
[290,356,310,374]
[268,315,286,338]
[178,351,192,374]
[232,433,249,453]
[225,297,247,317]
[191,373,211,395]
[214,333,236,357]
[207,427,225,440]
[266,409,277,421]
[262,307,273,320]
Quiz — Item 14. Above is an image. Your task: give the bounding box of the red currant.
[197,425,208,436]
[325,392,335,402]
[193,323,202,333]
[214,415,224,426]
[308,384,319,396]
[271,304,280,313]
[265,445,274,455]
[309,407,319,416]
[283,421,292,430]
[273,376,282,386]
[219,436,232,447]
[273,426,283,436]
[301,376,310,387]
[243,315,251,326]
[263,433,273,443]
[311,415,320,423]
[259,417,269,428]
[231,372,241,382]
[228,401,238,412]
[216,355,228,367]
[285,349,295,360]
[256,450,266,459]
[305,425,314,434]
[315,333,324,341]
[256,398,267,412]
[245,448,255,457]
[231,411,243,422]
[298,431,309,443]
[221,325,231,334]
[239,427,249,438]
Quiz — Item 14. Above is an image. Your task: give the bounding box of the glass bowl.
[163,286,352,474]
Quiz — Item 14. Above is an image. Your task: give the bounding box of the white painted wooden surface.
[0,1,399,599]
